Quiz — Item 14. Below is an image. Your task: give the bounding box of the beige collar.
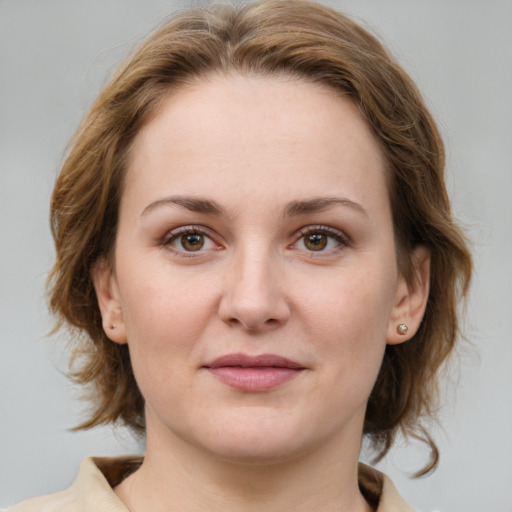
[5,456,417,511]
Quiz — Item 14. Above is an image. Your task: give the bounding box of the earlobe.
[91,258,128,345]
[387,245,431,345]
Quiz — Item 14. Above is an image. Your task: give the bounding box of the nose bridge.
[219,240,289,330]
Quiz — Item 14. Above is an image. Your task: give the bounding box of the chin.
[189,415,320,465]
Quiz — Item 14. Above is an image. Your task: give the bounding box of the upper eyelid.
[295,225,350,242]
[162,225,216,242]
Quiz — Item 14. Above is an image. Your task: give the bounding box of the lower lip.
[207,367,303,391]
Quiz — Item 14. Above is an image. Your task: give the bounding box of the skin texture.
[93,74,430,512]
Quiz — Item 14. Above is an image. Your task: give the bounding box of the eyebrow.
[141,196,226,216]
[284,197,368,218]
[141,195,367,218]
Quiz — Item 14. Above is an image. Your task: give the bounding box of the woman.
[5,0,471,510]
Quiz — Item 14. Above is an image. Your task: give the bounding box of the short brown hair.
[48,0,472,475]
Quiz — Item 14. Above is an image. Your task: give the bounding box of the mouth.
[203,353,306,392]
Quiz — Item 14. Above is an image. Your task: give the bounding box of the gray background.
[1,1,511,510]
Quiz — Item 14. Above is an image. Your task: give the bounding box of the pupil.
[182,234,204,251]
[306,234,327,250]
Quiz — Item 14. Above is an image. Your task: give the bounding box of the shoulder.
[358,463,419,512]
[1,488,77,512]
[2,457,141,512]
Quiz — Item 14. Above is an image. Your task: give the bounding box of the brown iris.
[304,233,328,251]
[181,233,205,251]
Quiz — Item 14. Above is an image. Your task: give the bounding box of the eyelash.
[160,224,350,257]
[161,225,220,258]
[293,225,350,254]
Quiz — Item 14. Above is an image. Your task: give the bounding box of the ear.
[387,245,430,345]
[91,258,127,344]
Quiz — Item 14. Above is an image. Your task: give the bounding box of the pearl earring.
[396,323,408,335]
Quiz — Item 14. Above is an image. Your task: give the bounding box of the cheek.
[299,262,397,390]
[302,263,396,340]
[116,261,220,378]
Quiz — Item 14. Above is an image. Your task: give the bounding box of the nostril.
[226,315,280,331]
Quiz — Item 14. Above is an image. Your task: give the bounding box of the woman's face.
[95,74,420,462]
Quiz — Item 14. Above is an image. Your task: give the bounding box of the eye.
[163,227,218,255]
[303,233,329,251]
[293,226,349,253]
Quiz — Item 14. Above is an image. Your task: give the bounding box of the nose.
[218,247,291,332]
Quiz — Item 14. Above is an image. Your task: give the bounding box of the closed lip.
[203,353,306,391]
[203,353,305,370]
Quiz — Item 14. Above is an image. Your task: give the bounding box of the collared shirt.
[3,457,417,511]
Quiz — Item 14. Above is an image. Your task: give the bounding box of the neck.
[116,423,373,512]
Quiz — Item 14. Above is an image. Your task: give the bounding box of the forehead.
[124,73,388,216]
